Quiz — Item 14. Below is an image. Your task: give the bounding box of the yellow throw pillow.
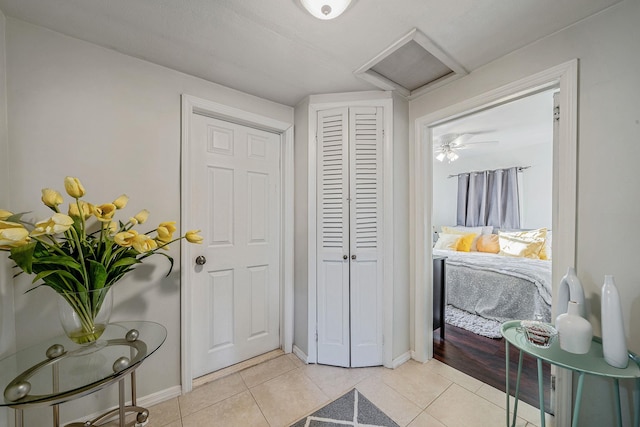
[456,233,477,252]
[498,228,547,259]
[441,226,485,251]
[433,233,461,250]
[477,234,500,253]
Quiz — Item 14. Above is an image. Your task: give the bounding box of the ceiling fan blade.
[456,140,499,148]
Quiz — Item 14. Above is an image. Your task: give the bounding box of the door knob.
[195,256,207,265]
[351,254,356,260]
[343,255,348,260]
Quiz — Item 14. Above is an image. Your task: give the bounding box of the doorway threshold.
[192,349,285,388]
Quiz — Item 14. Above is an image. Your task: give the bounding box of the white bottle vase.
[557,267,585,318]
[555,301,592,354]
[601,275,628,368]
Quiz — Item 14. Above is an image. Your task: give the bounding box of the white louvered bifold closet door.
[316,106,383,368]
[348,106,383,367]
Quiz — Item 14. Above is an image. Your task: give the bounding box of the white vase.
[601,275,628,368]
[557,267,585,318]
[555,301,592,354]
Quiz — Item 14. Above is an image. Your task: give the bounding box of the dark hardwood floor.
[434,324,552,412]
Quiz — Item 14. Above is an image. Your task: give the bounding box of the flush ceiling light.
[300,0,352,20]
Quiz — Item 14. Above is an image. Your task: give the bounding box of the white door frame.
[307,92,395,368]
[411,59,578,425]
[180,94,294,393]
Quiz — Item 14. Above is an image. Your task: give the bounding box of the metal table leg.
[537,358,545,427]
[614,378,622,427]
[572,372,585,427]
[52,360,60,427]
[15,408,23,427]
[505,341,524,427]
[512,351,524,427]
[505,340,510,427]
[635,378,639,427]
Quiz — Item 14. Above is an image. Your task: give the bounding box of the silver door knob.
[343,255,348,260]
[351,254,356,260]
[195,256,207,265]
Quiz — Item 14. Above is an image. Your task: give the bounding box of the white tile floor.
[112,354,554,427]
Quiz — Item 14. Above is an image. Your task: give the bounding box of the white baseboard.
[292,345,309,364]
[392,351,411,369]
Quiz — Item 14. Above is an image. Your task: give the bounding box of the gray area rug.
[445,304,503,339]
[290,388,399,427]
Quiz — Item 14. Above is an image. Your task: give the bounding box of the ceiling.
[433,89,555,159]
[0,0,621,106]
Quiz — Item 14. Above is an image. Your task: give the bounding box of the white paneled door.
[189,114,281,377]
[316,107,384,368]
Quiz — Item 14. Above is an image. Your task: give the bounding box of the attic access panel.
[355,29,467,98]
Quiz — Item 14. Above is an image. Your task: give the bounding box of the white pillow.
[433,233,461,250]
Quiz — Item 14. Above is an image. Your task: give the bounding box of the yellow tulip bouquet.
[0,176,202,343]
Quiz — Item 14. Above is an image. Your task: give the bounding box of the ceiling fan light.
[436,152,445,162]
[300,0,352,20]
[449,152,459,162]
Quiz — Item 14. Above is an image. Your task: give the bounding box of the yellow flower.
[133,209,150,224]
[92,203,117,222]
[0,220,24,230]
[131,234,158,253]
[64,176,85,198]
[112,194,129,209]
[185,230,203,244]
[156,240,170,251]
[68,201,92,219]
[0,209,13,220]
[107,221,119,235]
[114,230,138,247]
[31,213,74,236]
[156,221,177,242]
[41,189,64,208]
[0,226,30,249]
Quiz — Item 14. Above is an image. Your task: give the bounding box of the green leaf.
[87,260,107,290]
[9,242,37,274]
[36,269,85,292]
[110,257,141,269]
[155,252,175,277]
[33,255,82,271]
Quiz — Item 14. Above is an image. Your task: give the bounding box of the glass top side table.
[0,321,167,427]
[501,320,640,427]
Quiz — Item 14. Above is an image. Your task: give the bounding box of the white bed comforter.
[433,249,552,305]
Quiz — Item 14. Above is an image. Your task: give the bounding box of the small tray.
[519,320,557,349]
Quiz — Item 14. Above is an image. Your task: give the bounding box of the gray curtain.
[456,167,520,229]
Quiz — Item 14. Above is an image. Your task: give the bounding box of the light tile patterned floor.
[110,354,554,427]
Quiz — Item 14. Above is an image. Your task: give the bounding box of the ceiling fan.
[433,133,498,163]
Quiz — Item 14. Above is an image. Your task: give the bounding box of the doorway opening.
[430,89,555,410]
[411,59,578,425]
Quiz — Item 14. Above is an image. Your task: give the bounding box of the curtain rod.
[447,166,531,179]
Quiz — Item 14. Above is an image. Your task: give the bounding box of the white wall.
[410,1,640,424]
[432,142,553,231]
[293,96,309,357]
[3,17,292,425]
[392,92,410,360]
[0,9,14,359]
[0,10,16,427]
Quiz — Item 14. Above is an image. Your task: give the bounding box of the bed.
[433,226,553,324]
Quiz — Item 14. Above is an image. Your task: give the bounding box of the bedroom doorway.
[430,88,555,411]
[411,60,578,425]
